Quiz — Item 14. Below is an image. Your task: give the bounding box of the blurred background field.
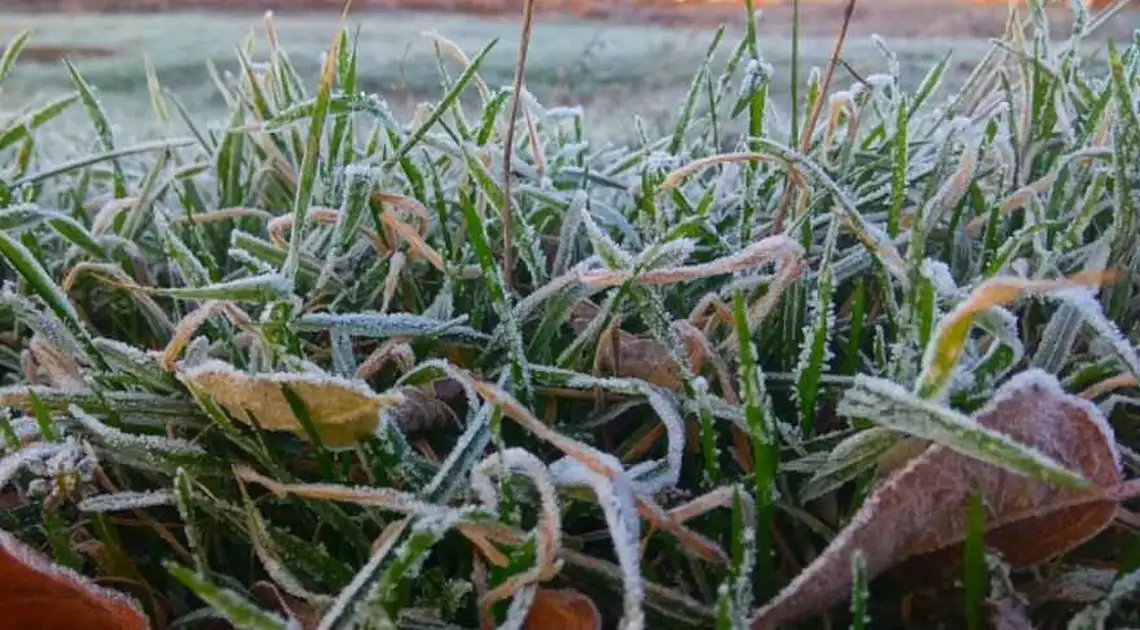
[0,2,1133,144]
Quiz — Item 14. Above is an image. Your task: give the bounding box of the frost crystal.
[70,405,206,457]
[79,490,176,513]
[0,442,73,490]
[739,58,774,102]
[551,454,644,630]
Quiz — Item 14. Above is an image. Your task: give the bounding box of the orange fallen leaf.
[0,528,148,630]
[523,588,601,630]
[751,369,1132,630]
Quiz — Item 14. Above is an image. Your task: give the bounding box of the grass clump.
[1,1,1140,629]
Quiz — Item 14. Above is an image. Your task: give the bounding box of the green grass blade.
[389,38,498,162]
[281,31,341,284]
[964,491,987,630]
[164,561,292,630]
[0,30,32,87]
[0,230,104,368]
[839,374,1092,489]
[62,58,127,199]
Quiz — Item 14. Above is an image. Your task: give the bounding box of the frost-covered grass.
[0,10,1006,144]
[1,0,1140,629]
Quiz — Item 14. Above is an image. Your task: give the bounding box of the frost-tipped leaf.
[293,312,489,346]
[153,273,296,304]
[751,370,1122,629]
[177,359,404,448]
[839,374,1092,489]
[0,528,148,630]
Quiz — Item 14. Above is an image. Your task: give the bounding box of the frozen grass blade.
[293,312,489,346]
[14,138,196,187]
[0,94,79,152]
[62,58,127,199]
[839,375,1092,489]
[280,27,341,284]
[671,26,726,155]
[794,220,838,435]
[733,291,776,601]
[165,561,292,630]
[151,273,296,304]
[0,30,32,85]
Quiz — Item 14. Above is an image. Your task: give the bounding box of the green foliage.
[0,3,1138,630]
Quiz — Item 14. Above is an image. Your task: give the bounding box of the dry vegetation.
[0,0,1139,629]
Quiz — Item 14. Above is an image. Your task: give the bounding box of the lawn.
[0,9,1006,144]
[1,2,1139,629]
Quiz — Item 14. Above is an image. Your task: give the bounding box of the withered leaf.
[177,359,404,448]
[568,300,704,390]
[0,528,148,630]
[751,370,1124,630]
[523,588,601,630]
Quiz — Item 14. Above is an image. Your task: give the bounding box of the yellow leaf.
[178,359,404,448]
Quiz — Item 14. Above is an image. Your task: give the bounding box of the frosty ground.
[0,5,1127,144]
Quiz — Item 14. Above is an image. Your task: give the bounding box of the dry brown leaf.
[751,369,1127,630]
[389,385,461,435]
[568,299,751,469]
[568,300,704,390]
[0,528,148,630]
[523,588,601,630]
[28,333,87,391]
[356,339,415,381]
[1081,372,1139,400]
[180,207,274,224]
[177,359,404,448]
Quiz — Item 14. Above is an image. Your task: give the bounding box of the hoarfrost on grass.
[70,405,206,457]
[551,453,644,630]
[78,489,176,512]
[839,372,1099,488]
